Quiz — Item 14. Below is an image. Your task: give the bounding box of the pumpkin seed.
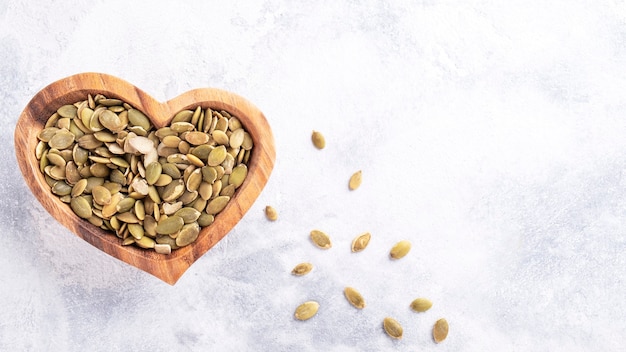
[311,130,325,149]
[155,215,184,235]
[432,318,449,343]
[92,185,112,205]
[70,196,92,219]
[145,161,162,185]
[349,170,362,190]
[344,287,366,309]
[175,222,200,247]
[207,145,227,166]
[99,110,123,132]
[154,243,171,254]
[351,232,371,252]
[174,207,201,223]
[229,164,247,188]
[264,205,278,221]
[310,230,331,249]
[48,129,75,149]
[127,109,151,130]
[57,104,78,118]
[390,240,411,259]
[294,301,319,321]
[206,195,230,214]
[291,262,313,276]
[383,317,403,339]
[410,298,433,313]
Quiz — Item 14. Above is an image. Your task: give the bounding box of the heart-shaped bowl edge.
[14,72,276,285]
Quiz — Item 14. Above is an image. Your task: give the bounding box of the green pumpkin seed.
[92,185,112,205]
[185,131,210,145]
[212,130,229,145]
[70,196,92,219]
[175,222,200,247]
[207,145,227,166]
[206,195,230,214]
[197,212,214,227]
[99,110,123,132]
[128,223,145,240]
[127,109,151,130]
[57,104,77,118]
[145,162,162,185]
[172,110,193,123]
[229,164,247,188]
[134,235,156,249]
[156,215,184,235]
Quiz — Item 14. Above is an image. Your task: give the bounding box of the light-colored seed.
[71,178,88,198]
[128,223,145,240]
[229,128,245,149]
[344,287,366,309]
[383,317,403,339]
[311,131,325,149]
[291,263,313,276]
[390,240,411,259]
[134,236,156,249]
[433,318,449,343]
[410,298,433,313]
[162,179,185,202]
[212,130,229,145]
[171,121,195,133]
[185,131,210,145]
[294,301,319,321]
[351,232,371,252]
[186,153,205,167]
[310,230,332,249]
[349,170,362,190]
[154,243,172,254]
[264,206,278,221]
[198,181,212,200]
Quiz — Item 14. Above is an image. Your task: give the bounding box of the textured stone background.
[2,1,626,350]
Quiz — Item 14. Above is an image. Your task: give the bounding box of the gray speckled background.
[2,1,626,351]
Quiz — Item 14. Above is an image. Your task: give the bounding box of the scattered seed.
[310,230,331,249]
[351,232,371,252]
[264,205,278,221]
[432,318,449,343]
[311,130,325,149]
[410,298,433,313]
[344,287,366,309]
[348,170,362,190]
[291,263,313,276]
[383,317,403,339]
[390,240,411,260]
[294,301,319,321]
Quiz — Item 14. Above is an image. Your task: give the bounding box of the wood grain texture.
[14,72,276,285]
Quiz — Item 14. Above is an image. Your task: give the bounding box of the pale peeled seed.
[351,232,371,252]
[344,287,366,309]
[390,240,411,259]
[348,170,362,190]
[264,205,278,221]
[294,301,319,321]
[432,318,449,343]
[383,317,403,339]
[311,130,325,149]
[291,262,313,276]
[310,230,331,249]
[410,298,433,312]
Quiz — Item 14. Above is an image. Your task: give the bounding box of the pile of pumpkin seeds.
[35,94,253,254]
[287,130,450,344]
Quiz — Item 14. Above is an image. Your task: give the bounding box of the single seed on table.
[432,318,449,343]
[383,317,403,339]
[344,287,366,309]
[264,205,278,221]
[409,297,433,313]
[311,130,325,149]
[291,263,313,276]
[351,232,371,252]
[390,240,411,259]
[348,170,362,190]
[294,301,319,321]
[310,230,331,249]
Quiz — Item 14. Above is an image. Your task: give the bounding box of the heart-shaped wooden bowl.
[14,72,275,285]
